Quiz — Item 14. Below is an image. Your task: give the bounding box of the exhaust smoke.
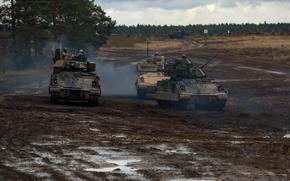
[94,59,137,96]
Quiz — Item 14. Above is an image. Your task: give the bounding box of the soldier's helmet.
[79,49,85,54]
[182,54,187,59]
[63,48,68,53]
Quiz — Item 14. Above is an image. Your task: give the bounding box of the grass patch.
[103,35,184,50]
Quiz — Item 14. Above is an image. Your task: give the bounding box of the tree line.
[114,23,290,37]
[0,0,115,69]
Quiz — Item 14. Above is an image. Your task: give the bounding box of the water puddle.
[146,144,192,155]
[31,140,71,146]
[167,178,215,181]
[78,146,125,157]
[31,135,71,146]
[154,166,174,171]
[232,135,244,139]
[131,62,138,65]
[107,159,141,166]
[78,146,145,179]
[283,134,290,138]
[6,138,228,180]
[230,141,245,144]
[113,134,127,138]
[85,167,119,172]
[89,128,100,132]
[238,66,287,76]
[84,159,140,173]
[214,78,270,83]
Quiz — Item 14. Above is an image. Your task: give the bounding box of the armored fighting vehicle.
[137,54,165,73]
[49,49,101,106]
[136,54,169,99]
[155,56,228,110]
[168,30,188,39]
[136,72,169,99]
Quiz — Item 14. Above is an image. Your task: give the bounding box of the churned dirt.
[0,35,290,181]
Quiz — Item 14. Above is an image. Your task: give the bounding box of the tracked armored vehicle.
[136,72,169,99]
[137,54,165,73]
[49,49,101,106]
[136,54,169,99]
[155,56,228,110]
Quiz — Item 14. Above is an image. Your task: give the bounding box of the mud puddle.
[283,134,290,138]
[167,179,215,181]
[237,66,287,76]
[77,146,146,180]
[84,159,141,175]
[146,144,193,155]
[213,78,271,83]
[4,136,147,180]
[3,135,223,180]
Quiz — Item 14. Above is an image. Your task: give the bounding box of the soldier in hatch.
[181,54,192,66]
[153,52,161,62]
[76,49,87,62]
[173,54,194,78]
[62,48,70,60]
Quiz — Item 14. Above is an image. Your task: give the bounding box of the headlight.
[140,77,145,82]
[92,81,97,87]
[53,78,58,85]
[218,86,228,93]
[180,85,186,91]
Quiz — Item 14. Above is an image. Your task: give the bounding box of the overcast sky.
[96,0,290,25]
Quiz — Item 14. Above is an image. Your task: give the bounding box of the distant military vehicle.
[136,72,169,99]
[168,31,188,39]
[49,49,101,106]
[137,53,165,73]
[136,54,169,99]
[155,56,228,110]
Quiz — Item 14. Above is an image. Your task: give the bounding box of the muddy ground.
[0,38,290,181]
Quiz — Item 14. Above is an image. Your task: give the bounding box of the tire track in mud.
[0,97,149,180]
[0,97,201,180]
[1,42,290,180]
[0,102,38,180]
[0,100,89,180]
[0,95,289,180]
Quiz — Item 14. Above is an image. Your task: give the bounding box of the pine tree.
[0,0,116,57]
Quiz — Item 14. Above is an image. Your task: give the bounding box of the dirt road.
[0,37,290,180]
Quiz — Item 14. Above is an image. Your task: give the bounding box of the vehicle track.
[0,95,289,180]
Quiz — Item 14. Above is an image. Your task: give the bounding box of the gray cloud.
[98,0,290,10]
[96,0,290,25]
[99,0,210,10]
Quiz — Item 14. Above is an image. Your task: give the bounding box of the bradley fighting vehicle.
[168,30,188,39]
[155,56,228,110]
[136,54,169,99]
[49,49,101,106]
[137,53,165,73]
